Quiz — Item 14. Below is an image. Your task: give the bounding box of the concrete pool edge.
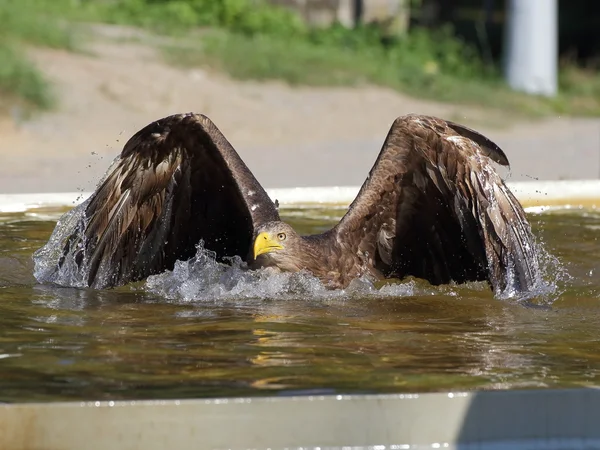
[1,179,599,213]
[2,388,600,449]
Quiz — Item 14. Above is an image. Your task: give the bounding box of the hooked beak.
[253,232,284,259]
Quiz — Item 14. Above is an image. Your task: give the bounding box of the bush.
[88,0,306,36]
[0,43,54,111]
[0,0,76,49]
[0,0,76,112]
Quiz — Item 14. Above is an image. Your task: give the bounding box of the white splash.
[143,234,567,304]
[495,236,570,303]
[32,187,568,304]
[32,197,92,289]
[144,242,418,303]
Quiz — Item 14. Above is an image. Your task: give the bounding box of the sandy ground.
[1,25,599,194]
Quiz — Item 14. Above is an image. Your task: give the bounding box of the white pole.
[505,0,558,97]
[336,0,354,27]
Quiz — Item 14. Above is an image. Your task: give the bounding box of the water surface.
[0,206,599,403]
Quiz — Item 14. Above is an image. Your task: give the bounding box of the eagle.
[34,113,539,295]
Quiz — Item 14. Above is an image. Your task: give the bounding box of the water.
[0,205,599,403]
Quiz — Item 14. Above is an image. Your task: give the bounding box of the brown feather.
[331,114,539,293]
[41,113,539,296]
[57,113,279,288]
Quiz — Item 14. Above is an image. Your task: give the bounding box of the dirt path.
[1,25,598,193]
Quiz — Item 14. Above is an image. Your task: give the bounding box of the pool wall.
[2,389,600,449]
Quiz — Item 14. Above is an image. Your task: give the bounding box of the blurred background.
[0,0,598,193]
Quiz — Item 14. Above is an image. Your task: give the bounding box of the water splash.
[32,198,92,289]
[32,200,421,299]
[143,240,564,304]
[32,156,125,289]
[32,187,568,303]
[34,215,567,304]
[496,227,570,304]
[144,242,418,303]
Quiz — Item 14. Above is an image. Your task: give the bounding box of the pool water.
[0,206,599,403]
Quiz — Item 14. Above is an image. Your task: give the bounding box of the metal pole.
[504,0,558,97]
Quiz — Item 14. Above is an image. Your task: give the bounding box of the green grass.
[1,0,599,117]
[164,26,486,87]
[0,0,78,113]
[0,43,54,112]
[165,32,374,86]
[0,0,78,50]
[162,29,600,118]
[72,0,307,37]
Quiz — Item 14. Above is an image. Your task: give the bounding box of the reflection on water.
[0,206,599,403]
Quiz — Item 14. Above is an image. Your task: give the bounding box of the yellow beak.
[253,232,284,259]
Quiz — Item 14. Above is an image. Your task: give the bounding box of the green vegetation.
[73,0,307,37]
[85,0,493,101]
[1,0,599,117]
[0,0,78,112]
[162,25,600,117]
[80,0,600,117]
[164,26,487,95]
[0,44,53,112]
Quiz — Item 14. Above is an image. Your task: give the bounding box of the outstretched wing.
[332,114,539,295]
[36,113,279,289]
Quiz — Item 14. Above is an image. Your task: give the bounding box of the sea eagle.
[35,113,539,293]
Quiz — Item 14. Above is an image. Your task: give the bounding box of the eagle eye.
[277,232,286,241]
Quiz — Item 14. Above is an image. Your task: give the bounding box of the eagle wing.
[35,113,279,289]
[332,114,539,295]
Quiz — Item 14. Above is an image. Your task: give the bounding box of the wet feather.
[40,113,540,295]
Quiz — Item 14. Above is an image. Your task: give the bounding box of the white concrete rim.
[1,179,599,213]
[2,388,600,449]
